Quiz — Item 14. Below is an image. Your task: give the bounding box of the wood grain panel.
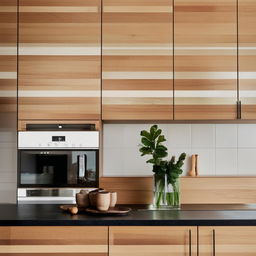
[102,0,173,120]
[199,226,256,256]
[18,0,101,120]
[0,226,108,255]
[110,226,197,256]
[174,0,237,120]
[0,0,17,115]
[239,0,256,119]
[100,177,256,204]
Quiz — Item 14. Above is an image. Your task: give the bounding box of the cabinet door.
[0,226,108,255]
[102,0,173,120]
[199,226,256,256]
[239,0,256,119]
[174,0,237,120]
[0,0,17,116]
[18,0,101,120]
[109,226,197,256]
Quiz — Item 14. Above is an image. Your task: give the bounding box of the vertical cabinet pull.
[237,100,242,119]
[212,229,216,256]
[189,229,192,256]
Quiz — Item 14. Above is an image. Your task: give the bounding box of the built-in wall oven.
[18,131,99,203]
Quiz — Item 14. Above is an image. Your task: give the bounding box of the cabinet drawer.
[0,226,108,256]
[109,226,197,256]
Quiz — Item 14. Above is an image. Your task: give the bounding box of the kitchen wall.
[103,124,256,177]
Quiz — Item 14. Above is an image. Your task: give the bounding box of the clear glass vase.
[153,174,180,209]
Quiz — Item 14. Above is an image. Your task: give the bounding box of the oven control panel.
[18,131,99,149]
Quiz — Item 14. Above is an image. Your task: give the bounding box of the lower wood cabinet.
[0,226,108,256]
[109,226,197,256]
[199,226,256,256]
[1,226,256,256]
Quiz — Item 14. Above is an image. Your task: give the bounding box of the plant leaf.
[140,130,152,140]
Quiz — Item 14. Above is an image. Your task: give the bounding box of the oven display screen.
[52,136,65,142]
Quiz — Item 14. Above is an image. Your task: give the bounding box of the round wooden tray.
[85,206,131,216]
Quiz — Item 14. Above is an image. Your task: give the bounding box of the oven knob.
[79,143,83,147]
[47,143,51,146]
[38,143,42,147]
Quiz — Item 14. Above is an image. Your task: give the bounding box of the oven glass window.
[19,150,98,187]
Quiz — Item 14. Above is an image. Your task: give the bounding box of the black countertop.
[1,204,256,226]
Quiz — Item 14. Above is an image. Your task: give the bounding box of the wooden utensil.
[188,154,197,176]
[60,205,79,215]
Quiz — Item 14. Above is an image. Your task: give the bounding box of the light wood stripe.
[19,90,100,97]
[175,98,236,105]
[0,72,17,79]
[110,245,194,254]
[0,245,108,253]
[19,6,99,13]
[0,47,17,55]
[19,46,100,55]
[175,72,236,79]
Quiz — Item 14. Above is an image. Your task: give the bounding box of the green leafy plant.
[139,125,186,207]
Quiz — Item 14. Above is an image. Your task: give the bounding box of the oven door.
[18,149,99,188]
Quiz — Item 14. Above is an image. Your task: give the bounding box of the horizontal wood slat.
[100,177,256,204]
[0,227,108,255]
[109,226,197,256]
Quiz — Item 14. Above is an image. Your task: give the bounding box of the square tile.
[216,149,238,176]
[238,149,256,175]
[216,124,237,148]
[238,124,256,148]
[191,124,215,148]
[190,148,216,176]
[167,124,191,148]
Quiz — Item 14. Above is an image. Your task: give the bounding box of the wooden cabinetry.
[199,226,256,256]
[174,0,237,120]
[0,226,108,255]
[102,0,173,120]
[0,0,17,116]
[18,0,101,120]
[109,226,197,256]
[239,0,256,119]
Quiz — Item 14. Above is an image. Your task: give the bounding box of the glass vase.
[153,174,180,209]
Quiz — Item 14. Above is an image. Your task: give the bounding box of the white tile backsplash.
[103,123,256,177]
[216,124,238,148]
[216,149,238,176]
[238,124,256,148]
[191,124,215,148]
[238,149,256,175]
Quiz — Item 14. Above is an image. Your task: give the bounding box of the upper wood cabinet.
[102,0,173,120]
[0,226,108,255]
[18,0,101,120]
[199,226,256,256]
[0,0,17,116]
[109,226,197,256]
[239,0,256,119]
[174,0,238,120]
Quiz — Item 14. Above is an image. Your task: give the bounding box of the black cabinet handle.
[189,229,192,256]
[237,100,242,119]
[212,229,216,256]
